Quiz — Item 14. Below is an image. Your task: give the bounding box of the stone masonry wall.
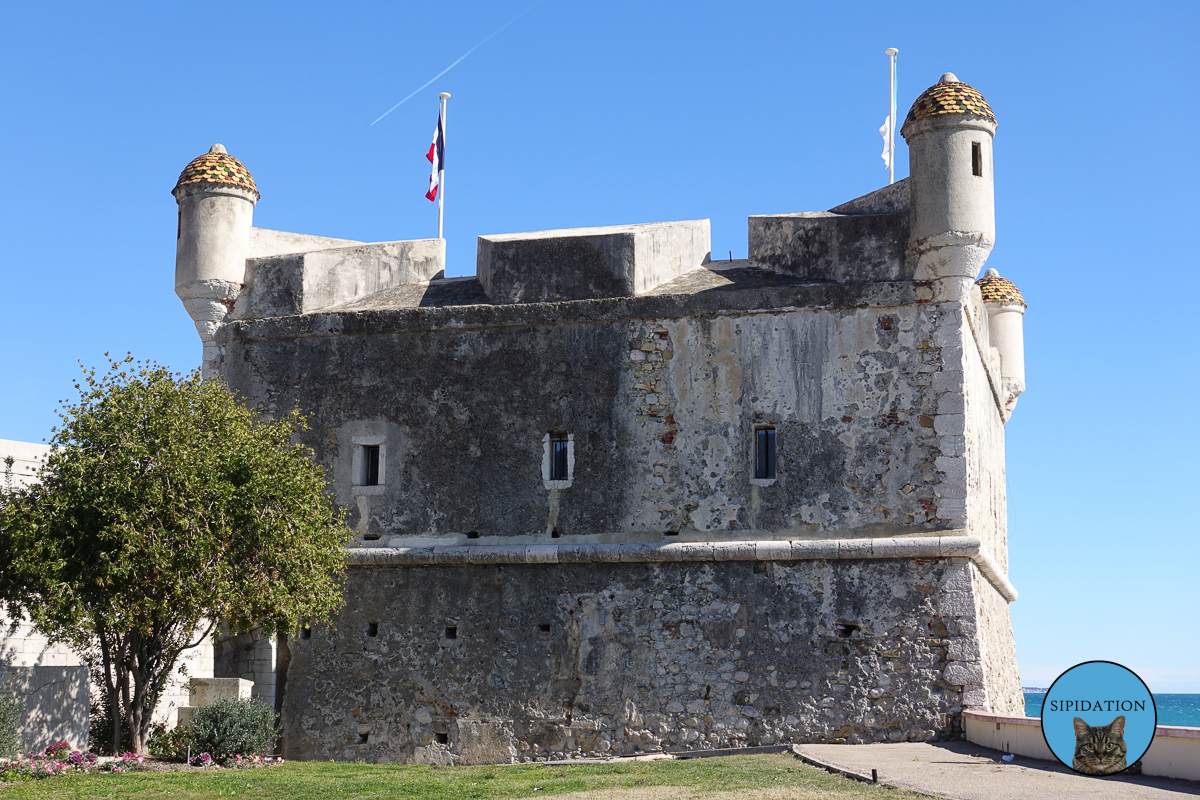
[214,628,279,712]
[220,296,972,544]
[282,557,995,763]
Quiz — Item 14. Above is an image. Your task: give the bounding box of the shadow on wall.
[1,666,90,753]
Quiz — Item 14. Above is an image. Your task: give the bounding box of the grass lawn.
[0,754,926,799]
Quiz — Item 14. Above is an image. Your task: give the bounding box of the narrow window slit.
[549,433,569,481]
[361,445,380,486]
[366,622,378,638]
[755,427,776,479]
[971,142,983,177]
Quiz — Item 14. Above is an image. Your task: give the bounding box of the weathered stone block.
[189,677,254,707]
[477,220,710,304]
[790,540,838,560]
[748,211,909,283]
[236,238,445,318]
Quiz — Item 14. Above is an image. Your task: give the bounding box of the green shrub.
[147,722,192,760]
[188,697,278,762]
[0,685,24,758]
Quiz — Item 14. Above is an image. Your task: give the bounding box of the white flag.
[879,116,892,171]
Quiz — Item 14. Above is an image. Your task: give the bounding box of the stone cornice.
[345,534,1018,602]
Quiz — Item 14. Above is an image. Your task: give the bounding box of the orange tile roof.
[976,271,1026,308]
[174,149,259,199]
[905,81,996,127]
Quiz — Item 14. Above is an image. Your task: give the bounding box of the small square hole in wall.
[538,623,551,633]
[363,533,381,541]
[465,531,481,540]
[434,733,449,745]
[358,733,369,744]
[366,622,378,638]
[444,626,458,640]
[836,623,860,638]
[301,627,312,640]
[550,527,561,539]
[663,530,679,537]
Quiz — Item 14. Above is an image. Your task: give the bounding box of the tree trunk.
[110,692,121,757]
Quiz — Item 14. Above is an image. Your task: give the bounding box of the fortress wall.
[282,557,991,764]
[971,564,1023,715]
[962,301,1009,573]
[221,298,968,543]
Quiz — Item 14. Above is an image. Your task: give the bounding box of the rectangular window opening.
[971,142,983,177]
[434,733,449,745]
[361,445,380,486]
[755,427,776,480]
[549,434,569,481]
[366,622,378,638]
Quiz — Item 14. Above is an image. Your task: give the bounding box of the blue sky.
[2,1,1197,692]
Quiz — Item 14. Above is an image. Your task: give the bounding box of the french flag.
[425,110,445,202]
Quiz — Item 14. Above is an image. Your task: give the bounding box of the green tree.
[0,356,353,754]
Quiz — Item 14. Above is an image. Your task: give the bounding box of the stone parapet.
[964,710,1200,782]
[218,277,920,343]
[748,212,910,284]
[477,220,711,304]
[234,238,445,320]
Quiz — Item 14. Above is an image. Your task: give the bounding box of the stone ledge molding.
[346,534,1018,602]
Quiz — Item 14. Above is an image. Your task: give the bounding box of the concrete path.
[795,741,1200,799]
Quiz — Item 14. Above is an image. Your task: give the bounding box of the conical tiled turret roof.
[173,144,259,199]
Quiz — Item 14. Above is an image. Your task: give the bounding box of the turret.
[172,144,259,377]
[901,73,997,291]
[976,268,1027,411]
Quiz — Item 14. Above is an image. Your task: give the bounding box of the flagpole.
[438,92,450,239]
[885,48,898,185]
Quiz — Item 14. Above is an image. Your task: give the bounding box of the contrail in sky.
[371,1,546,125]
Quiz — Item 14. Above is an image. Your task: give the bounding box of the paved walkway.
[795,741,1200,800]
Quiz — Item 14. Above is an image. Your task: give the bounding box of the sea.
[1024,691,1200,728]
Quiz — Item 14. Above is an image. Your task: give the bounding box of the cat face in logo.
[1072,715,1127,775]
